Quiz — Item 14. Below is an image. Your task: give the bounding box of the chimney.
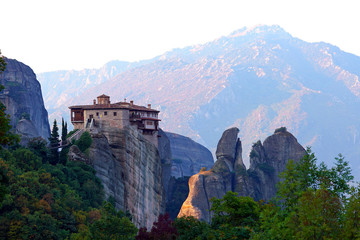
[130,100,134,106]
[93,99,96,105]
[148,104,151,109]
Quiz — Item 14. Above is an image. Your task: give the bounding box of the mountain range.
[38,25,360,178]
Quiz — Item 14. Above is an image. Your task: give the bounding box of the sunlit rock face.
[178,127,306,222]
[85,125,164,229]
[0,58,50,142]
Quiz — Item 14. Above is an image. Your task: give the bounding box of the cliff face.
[0,58,50,142]
[86,125,164,229]
[178,127,305,222]
[165,132,214,178]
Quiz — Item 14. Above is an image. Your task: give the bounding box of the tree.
[0,50,6,72]
[61,118,68,143]
[48,119,60,165]
[254,148,354,239]
[27,137,49,163]
[210,191,259,239]
[0,85,20,147]
[136,213,178,240]
[174,216,212,240]
[89,202,137,240]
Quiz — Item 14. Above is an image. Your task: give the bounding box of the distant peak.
[228,24,290,39]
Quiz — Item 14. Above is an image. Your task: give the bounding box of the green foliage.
[210,191,259,229]
[249,149,258,158]
[84,202,137,240]
[0,85,20,147]
[274,126,287,133]
[257,163,274,174]
[48,119,60,165]
[74,131,92,153]
[0,159,9,203]
[174,216,212,240]
[0,50,6,73]
[61,118,68,142]
[27,137,49,164]
[67,129,79,138]
[253,147,355,239]
[0,146,106,239]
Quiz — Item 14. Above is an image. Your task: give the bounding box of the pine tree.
[48,119,60,165]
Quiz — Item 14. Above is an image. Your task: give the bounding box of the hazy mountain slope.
[37,60,150,122]
[40,25,360,177]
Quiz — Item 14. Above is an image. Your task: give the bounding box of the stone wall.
[84,108,129,129]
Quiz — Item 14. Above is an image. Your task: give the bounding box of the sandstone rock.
[178,127,306,222]
[0,58,50,142]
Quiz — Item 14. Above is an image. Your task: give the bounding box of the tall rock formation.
[70,125,164,229]
[166,132,214,178]
[0,58,50,142]
[178,127,305,222]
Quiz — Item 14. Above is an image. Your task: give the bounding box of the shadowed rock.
[178,127,306,222]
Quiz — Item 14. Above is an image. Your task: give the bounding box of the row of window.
[132,111,158,118]
[95,111,117,117]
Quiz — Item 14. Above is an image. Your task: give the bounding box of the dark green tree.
[174,216,212,240]
[48,119,60,165]
[0,50,6,72]
[210,191,259,239]
[89,202,137,240]
[61,118,68,143]
[0,86,20,147]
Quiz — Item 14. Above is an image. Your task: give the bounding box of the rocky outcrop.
[165,132,214,178]
[74,125,164,229]
[16,119,39,146]
[178,127,306,222]
[0,58,50,142]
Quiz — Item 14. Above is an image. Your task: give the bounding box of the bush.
[67,129,79,138]
[250,149,259,158]
[75,132,92,153]
[258,163,274,174]
[274,127,287,133]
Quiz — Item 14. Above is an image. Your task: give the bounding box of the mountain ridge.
[38,25,360,177]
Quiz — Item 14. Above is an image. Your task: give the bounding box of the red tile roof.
[69,101,160,112]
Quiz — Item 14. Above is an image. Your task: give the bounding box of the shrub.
[75,132,92,153]
[67,129,79,138]
[258,163,275,174]
[274,127,287,133]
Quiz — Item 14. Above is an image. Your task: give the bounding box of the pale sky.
[2,0,360,73]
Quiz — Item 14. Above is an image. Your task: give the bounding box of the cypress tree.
[48,119,60,165]
[61,118,68,142]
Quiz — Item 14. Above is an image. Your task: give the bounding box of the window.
[96,112,99,116]
[113,112,117,116]
[104,111,107,116]
[146,121,153,125]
